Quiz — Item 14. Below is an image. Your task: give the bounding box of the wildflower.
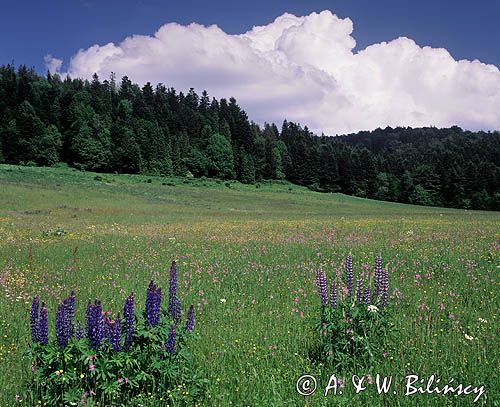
[88,364,95,372]
[56,301,69,348]
[220,298,227,303]
[123,293,135,350]
[367,305,379,313]
[165,324,176,356]
[168,261,178,320]
[355,277,364,304]
[145,281,162,328]
[330,282,337,308]
[104,314,121,352]
[464,334,474,341]
[185,305,195,332]
[315,270,328,306]
[76,321,84,340]
[363,286,371,305]
[86,300,103,349]
[345,255,354,295]
[37,302,49,345]
[30,295,40,343]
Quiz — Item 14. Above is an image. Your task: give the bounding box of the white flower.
[479,318,488,323]
[220,298,226,304]
[464,334,474,341]
[367,305,379,313]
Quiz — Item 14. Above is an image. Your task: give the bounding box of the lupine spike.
[30,295,40,343]
[330,282,338,308]
[146,282,161,328]
[374,255,383,299]
[185,304,195,332]
[123,293,135,350]
[355,277,364,304]
[166,324,176,356]
[173,297,182,325]
[363,286,371,305]
[168,261,178,319]
[105,314,121,352]
[76,321,84,340]
[55,302,69,348]
[37,302,49,345]
[346,255,354,295]
[315,270,328,306]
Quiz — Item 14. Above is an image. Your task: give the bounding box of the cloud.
[50,10,500,135]
[44,54,63,73]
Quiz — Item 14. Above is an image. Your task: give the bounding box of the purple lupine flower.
[168,261,178,319]
[185,305,195,332]
[37,302,49,345]
[315,270,328,306]
[76,321,84,340]
[374,255,383,299]
[55,301,69,348]
[105,314,121,352]
[345,255,354,295]
[172,297,182,325]
[123,293,135,350]
[355,277,364,304]
[146,282,162,328]
[363,286,371,305]
[93,300,103,349]
[330,282,338,308]
[30,295,40,343]
[380,268,389,307]
[165,324,176,356]
[86,300,103,349]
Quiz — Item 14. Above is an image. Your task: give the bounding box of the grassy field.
[0,164,498,406]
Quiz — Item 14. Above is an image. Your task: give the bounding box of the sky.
[1,0,500,135]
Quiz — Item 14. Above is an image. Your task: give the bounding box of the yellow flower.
[80,373,85,379]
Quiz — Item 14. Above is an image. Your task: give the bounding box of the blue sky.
[1,0,499,72]
[1,0,499,134]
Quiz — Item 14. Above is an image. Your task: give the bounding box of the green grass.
[0,164,498,406]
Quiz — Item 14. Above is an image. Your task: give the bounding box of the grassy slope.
[0,164,498,406]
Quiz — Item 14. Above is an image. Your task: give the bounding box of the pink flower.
[439,303,445,311]
[383,352,388,358]
[88,364,95,372]
[337,378,345,388]
[117,377,123,383]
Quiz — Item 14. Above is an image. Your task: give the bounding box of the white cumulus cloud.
[49,10,500,135]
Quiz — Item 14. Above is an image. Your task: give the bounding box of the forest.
[0,64,498,210]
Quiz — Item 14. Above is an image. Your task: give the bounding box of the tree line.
[0,64,498,210]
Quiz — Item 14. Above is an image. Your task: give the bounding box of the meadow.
[0,164,498,406]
